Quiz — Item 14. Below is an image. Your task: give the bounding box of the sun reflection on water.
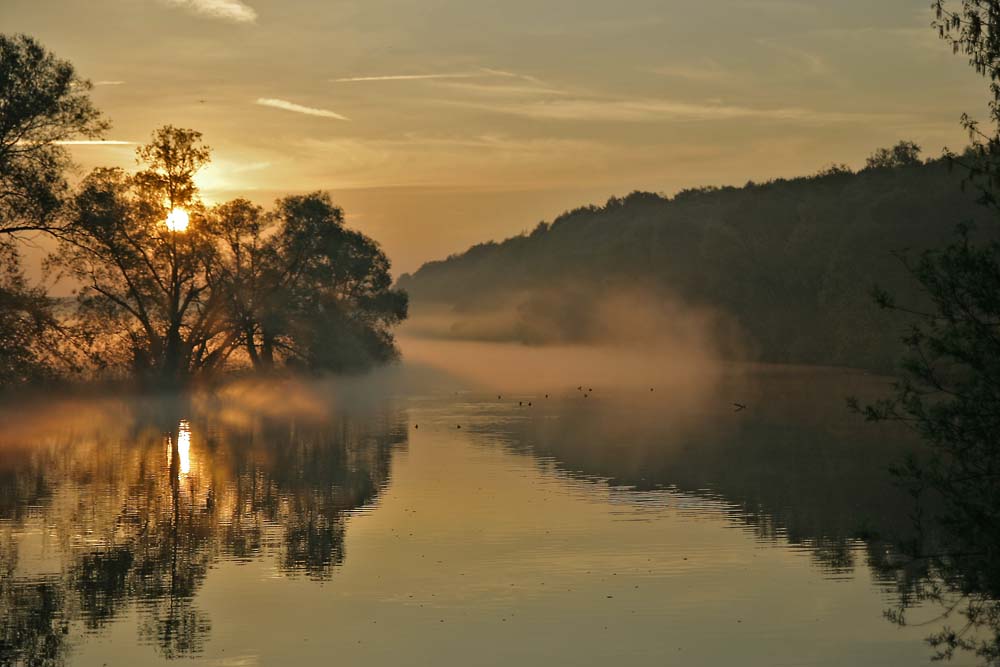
[167,420,193,477]
[177,420,191,475]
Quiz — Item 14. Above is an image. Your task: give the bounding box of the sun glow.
[165,207,190,232]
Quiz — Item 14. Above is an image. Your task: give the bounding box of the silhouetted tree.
[53,127,227,385]
[864,141,923,170]
[0,242,59,387]
[211,192,408,373]
[53,127,407,384]
[0,34,107,387]
[204,198,272,369]
[854,1,1000,664]
[0,33,107,238]
[398,160,982,369]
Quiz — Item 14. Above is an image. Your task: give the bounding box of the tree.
[0,241,58,386]
[856,2,1000,663]
[210,192,408,373]
[0,33,108,238]
[204,198,272,369]
[0,34,106,387]
[864,141,923,170]
[55,127,408,384]
[54,127,228,385]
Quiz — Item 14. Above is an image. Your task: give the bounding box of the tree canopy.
[848,1,1000,664]
[0,31,408,390]
[52,127,407,386]
[0,33,107,237]
[0,33,107,389]
[864,141,923,170]
[399,153,989,370]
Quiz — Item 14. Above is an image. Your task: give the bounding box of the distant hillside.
[398,156,996,370]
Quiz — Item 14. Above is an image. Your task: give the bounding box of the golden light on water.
[165,207,190,232]
[177,420,191,475]
[167,420,193,477]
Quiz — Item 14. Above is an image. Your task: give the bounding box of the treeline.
[0,35,407,389]
[399,144,989,370]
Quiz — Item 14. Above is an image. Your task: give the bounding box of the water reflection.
[0,390,407,665]
[459,368,918,579]
[0,369,964,666]
[171,420,191,477]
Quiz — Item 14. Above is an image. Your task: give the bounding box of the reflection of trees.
[482,372,1000,662]
[865,509,1000,664]
[0,530,69,667]
[0,402,405,664]
[474,372,920,577]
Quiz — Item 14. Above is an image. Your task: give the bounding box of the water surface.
[0,365,965,666]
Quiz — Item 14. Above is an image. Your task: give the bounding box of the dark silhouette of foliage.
[400,156,988,370]
[850,2,1000,664]
[0,242,58,387]
[0,34,106,388]
[53,127,407,385]
[209,193,408,374]
[53,128,224,385]
[864,141,923,170]
[0,33,108,239]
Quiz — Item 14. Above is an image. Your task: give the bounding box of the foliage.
[0,242,59,386]
[848,1,1000,664]
[0,33,108,237]
[208,193,408,374]
[53,128,224,385]
[399,156,988,369]
[864,141,923,170]
[0,33,105,388]
[52,127,407,385]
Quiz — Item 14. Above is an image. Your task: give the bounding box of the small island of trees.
[0,34,407,389]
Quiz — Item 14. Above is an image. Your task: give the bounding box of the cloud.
[333,68,543,85]
[255,98,349,120]
[651,61,734,83]
[231,160,272,173]
[161,0,257,23]
[292,134,624,189]
[446,97,909,125]
[756,39,831,77]
[94,80,125,86]
[435,81,569,97]
[333,73,480,83]
[54,140,136,145]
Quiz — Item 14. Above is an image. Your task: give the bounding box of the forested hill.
[397,155,994,370]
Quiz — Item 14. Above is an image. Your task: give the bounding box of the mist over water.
[0,344,944,667]
[398,284,747,402]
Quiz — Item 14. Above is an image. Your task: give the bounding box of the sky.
[2,0,989,276]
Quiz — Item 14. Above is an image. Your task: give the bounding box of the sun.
[165,207,190,232]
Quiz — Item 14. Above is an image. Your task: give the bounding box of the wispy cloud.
[651,61,734,83]
[94,80,125,86]
[54,140,136,145]
[435,81,569,97]
[757,39,831,77]
[334,73,480,83]
[231,160,272,173]
[255,98,349,120]
[333,68,542,85]
[161,0,257,23]
[446,97,908,125]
